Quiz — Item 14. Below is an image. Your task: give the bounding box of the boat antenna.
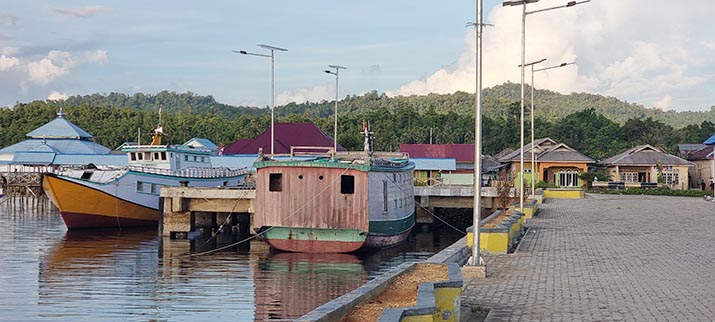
[362,120,374,154]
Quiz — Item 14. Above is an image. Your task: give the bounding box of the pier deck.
[463,194,715,321]
[160,187,255,238]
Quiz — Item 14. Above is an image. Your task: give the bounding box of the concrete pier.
[159,187,255,238]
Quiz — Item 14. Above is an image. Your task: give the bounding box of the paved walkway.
[462,193,715,322]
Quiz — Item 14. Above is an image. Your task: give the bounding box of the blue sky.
[1,1,714,112]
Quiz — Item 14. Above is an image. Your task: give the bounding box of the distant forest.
[1,83,714,160]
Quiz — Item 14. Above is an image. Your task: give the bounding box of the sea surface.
[0,198,463,321]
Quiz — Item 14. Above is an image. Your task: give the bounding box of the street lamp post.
[530,61,575,195]
[465,0,486,270]
[502,0,589,212]
[325,65,346,159]
[233,44,288,158]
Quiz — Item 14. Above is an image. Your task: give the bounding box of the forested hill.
[277,83,715,129]
[55,91,265,118]
[18,84,715,129]
[482,83,715,128]
[2,87,714,159]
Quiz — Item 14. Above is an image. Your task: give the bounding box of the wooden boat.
[43,124,248,229]
[253,124,415,253]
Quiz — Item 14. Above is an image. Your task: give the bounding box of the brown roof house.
[682,134,715,191]
[599,145,694,190]
[223,122,344,155]
[498,138,595,189]
[399,144,504,186]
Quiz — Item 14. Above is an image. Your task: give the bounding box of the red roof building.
[224,122,345,155]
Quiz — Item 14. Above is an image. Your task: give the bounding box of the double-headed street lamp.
[233,44,288,158]
[527,61,575,196]
[502,0,589,212]
[325,65,346,159]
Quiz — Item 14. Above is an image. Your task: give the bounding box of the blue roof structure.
[0,109,118,167]
[210,154,259,169]
[26,110,93,139]
[704,134,715,145]
[12,152,56,165]
[411,158,457,171]
[184,138,218,149]
[54,154,127,166]
[0,139,110,155]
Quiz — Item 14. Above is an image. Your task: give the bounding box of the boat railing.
[127,165,249,178]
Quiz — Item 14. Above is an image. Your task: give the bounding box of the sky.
[1,1,715,112]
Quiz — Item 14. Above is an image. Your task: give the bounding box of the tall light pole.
[233,44,288,158]
[466,0,486,269]
[325,65,346,159]
[530,61,575,195]
[502,0,589,211]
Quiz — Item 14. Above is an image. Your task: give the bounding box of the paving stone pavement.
[462,193,715,322]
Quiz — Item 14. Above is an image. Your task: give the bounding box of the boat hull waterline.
[43,172,246,229]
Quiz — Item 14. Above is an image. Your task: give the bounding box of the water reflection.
[255,252,367,320]
[1,204,464,321]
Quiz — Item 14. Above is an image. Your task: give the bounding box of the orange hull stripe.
[43,175,158,223]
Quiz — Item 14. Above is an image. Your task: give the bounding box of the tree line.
[1,94,712,161]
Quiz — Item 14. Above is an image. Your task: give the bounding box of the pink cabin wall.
[254,166,369,232]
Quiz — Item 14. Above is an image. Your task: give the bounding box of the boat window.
[137,153,143,160]
[383,181,388,212]
[154,152,160,160]
[151,184,160,194]
[269,173,283,192]
[341,175,355,194]
[161,152,167,160]
[184,155,188,161]
[81,171,92,180]
[136,181,143,192]
[130,153,136,161]
[393,173,396,182]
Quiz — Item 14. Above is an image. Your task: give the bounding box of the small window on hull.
[341,175,355,194]
[269,173,283,192]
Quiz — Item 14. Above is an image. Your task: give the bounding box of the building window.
[663,172,679,185]
[341,175,354,194]
[557,171,579,187]
[621,172,639,183]
[269,173,282,192]
[383,181,388,212]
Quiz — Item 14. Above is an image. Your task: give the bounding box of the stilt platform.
[159,187,255,239]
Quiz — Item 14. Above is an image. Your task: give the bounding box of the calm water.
[0,198,463,321]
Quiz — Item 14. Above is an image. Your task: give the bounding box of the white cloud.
[1,47,19,56]
[53,5,110,18]
[47,91,68,101]
[86,50,108,64]
[27,50,76,85]
[0,55,19,71]
[385,0,715,111]
[652,95,673,111]
[277,84,335,105]
[24,49,109,85]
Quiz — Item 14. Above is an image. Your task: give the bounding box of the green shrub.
[598,188,710,197]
